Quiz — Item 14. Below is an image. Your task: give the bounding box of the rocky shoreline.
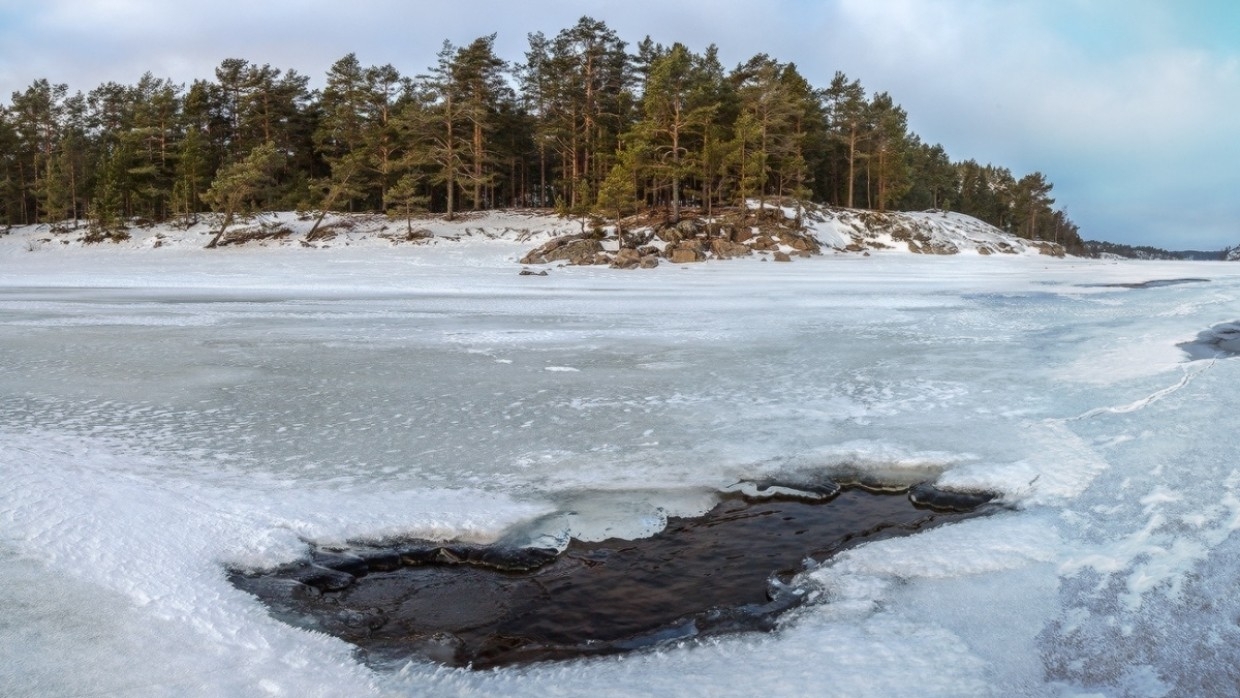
[520,211,825,269]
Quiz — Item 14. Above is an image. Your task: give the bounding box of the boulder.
[615,247,641,264]
[711,239,751,259]
[671,247,702,264]
[520,234,602,265]
[610,247,642,269]
[655,227,683,245]
[640,255,660,269]
[777,231,816,252]
[1032,241,1066,258]
[922,240,959,255]
[773,251,792,262]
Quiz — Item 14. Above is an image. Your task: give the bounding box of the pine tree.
[365,63,404,208]
[732,55,797,213]
[9,79,69,224]
[1014,172,1054,239]
[728,110,764,214]
[635,43,719,223]
[315,53,373,214]
[824,72,867,208]
[88,140,131,235]
[547,17,632,209]
[866,92,910,212]
[419,41,471,220]
[777,63,823,222]
[596,145,638,237]
[202,141,282,248]
[517,31,556,207]
[0,107,19,225]
[385,171,429,235]
[452,35,510,211]
[898,138,957,211]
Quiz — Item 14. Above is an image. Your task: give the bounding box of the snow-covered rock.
[803,206,1065,257]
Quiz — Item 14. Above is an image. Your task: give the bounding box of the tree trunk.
[846,126,857,209]
[473,119,483,210]
[206,206,234,248]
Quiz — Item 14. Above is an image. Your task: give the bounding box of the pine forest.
[0,17,1084,252]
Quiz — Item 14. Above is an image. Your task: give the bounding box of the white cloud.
[2,0,1238,246]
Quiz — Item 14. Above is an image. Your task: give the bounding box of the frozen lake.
[4,241,1240,696]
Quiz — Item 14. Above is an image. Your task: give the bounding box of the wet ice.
[4,237,1240,696]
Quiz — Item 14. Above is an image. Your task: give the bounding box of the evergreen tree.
[728,110,764,213]
[419,41,471,220]
[452,34,511,211]
[732,54,797,213]
[866,92,910,212]
[597,144,639,235]
[0,107,19,225]
[86,81,137,225]
[777,63,824,222]
[9,79,69,224]
[314,53,373,215]
[386,171,430,235]
[1013,171,1054,239]
[365,63,404,207]
[202,141,282,247]
[546,17,632,208]
[899,138,957,210]
[824,72,867,208]
[172,80,222,223]
[633,43,719,222]
[517,31,557,207]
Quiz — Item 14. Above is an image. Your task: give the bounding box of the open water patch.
[232,479,997,670]
[1078,278,1211,290]
[1179,320,1240,360]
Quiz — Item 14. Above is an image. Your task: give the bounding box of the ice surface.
[4,229,1240,696]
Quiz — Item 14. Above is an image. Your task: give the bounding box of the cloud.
[2,0,1237,246]
[814,0,1240,246]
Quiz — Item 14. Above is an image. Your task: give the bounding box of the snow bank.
[0,205,1062,262]
[804,206,1065,256]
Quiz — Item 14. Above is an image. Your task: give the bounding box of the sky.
[1,0,1238,249]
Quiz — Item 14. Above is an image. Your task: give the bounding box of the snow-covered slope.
[0,205,1066,260]
[0,210,579,254]
[805,206,1066,257]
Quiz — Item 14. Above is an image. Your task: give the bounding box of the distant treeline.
[1084,240,1226,261]
[0,16,1083,251]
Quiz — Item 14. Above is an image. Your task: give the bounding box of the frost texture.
[3,225,1240,696]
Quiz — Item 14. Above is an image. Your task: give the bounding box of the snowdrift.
[0,204,1067,261]
[804,206,1066,257]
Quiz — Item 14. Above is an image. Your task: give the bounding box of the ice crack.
[1068,360,1214,421]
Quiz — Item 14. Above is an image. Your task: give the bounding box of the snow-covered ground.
[3,214,1240,697]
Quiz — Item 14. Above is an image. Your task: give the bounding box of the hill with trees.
[0,17,1084,253]
[1084,240,1225,261]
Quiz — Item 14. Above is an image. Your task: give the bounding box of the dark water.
[233,484,994,669]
